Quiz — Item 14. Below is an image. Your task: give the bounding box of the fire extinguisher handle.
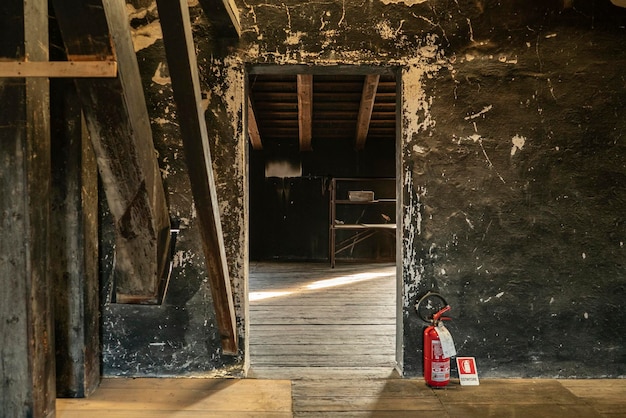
[432,305,451,322]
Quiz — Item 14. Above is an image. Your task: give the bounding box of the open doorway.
[246,68,399,378]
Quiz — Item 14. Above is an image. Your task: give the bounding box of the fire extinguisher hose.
[415,291,449,323]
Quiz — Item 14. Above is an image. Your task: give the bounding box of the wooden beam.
[51,0,172,303]
[355,74,380,150]
[50,79,100,398]
[297,74,313,151]
[0,60,117,78]
[155,0,238,354]
[0,0,56,416]
[248,97,263,150]
[197,0,241,38]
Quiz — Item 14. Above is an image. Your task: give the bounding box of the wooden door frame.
[243,64,404,376]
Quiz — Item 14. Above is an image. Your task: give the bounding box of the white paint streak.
[463,134,482,143]
[401,47,441,138]
[511,134,526,156]
[173,250,195,269]
[152,62,171,86]
[285,31,305,46]
[498,55,518,64]
[402,171,424,311]
[376,21,396,40]
[380,0,428,5]
[160,163,172,179]
[338,0,346,27]
[460,134,506,184]
[413,145,427,154]
[131,20,163,52]
[467,18,475,43]
[464,105,493,120]
[496,292,504,298]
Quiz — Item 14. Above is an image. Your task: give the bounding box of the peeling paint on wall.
[402,169,423,312]
[380,0,428,5]
[401,55,441,145]
[152,62,171,86]
[511,135,526,156]
[103,0,626,379]
[131,20,163,52]
[465,105,493,120]
[376,20,402,40]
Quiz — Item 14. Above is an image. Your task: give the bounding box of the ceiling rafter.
[297,74,313,151]
[248,97,263,150]
[247,73,396,150]
[355,74,380,150]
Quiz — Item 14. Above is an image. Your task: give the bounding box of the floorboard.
[55,378,626,417]
[56,378,292,418]
[249,261,397,380]
[54,261,626,417]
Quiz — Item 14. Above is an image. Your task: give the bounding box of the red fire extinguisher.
[416,292,454,387]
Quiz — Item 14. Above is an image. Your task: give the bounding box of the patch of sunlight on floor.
[250,265,395,301]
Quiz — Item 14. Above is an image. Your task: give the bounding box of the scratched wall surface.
[100,0,626,377]
[400,8,626,377]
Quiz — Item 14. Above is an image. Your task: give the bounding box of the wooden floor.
[56,378,626,417]
[55,262,626,416]
[248,261,398,380]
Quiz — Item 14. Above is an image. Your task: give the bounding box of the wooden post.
[51,0,172,303]
[0,0,56,416]
[50,78,100,398]
[155,0,238,354]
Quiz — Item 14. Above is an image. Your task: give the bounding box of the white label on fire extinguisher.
[436,324,457,358]
[431,340,450,382]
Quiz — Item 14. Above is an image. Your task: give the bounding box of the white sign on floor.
[456,357,479,386]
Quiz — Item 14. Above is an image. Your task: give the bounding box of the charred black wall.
[402,9,626,377]
[99,5,243,376]
[99,0,625,378]
[239,0,626,377]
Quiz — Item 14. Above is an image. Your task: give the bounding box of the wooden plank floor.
[56,378,292,417]
[56,378,626,417]
[248,261,398,380]
[54,262,626,416]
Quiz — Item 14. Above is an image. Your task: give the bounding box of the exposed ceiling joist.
[248,97,263,150]
[0,60,117,78]
[355,74,380,150]
[297,74,313,151]
[247,73,396,151]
